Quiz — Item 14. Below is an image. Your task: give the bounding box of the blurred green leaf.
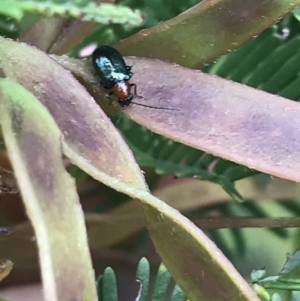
[97,267,119,301]
[252,283,271,301]
[280,249,300,275]
[251,269,267,282]
[97,258,186,301]
[205,23,300,103]
[170,284,186,301]
[0,0,143,26]
[0,14,20,38]
[293,6,300,22]
[117,0,300,68]
[152,263,172,301]
[271,293,282,301]
[136,258,150,301]
[0,260,13,282]
[291,291,300,301]
[259,275,300,290]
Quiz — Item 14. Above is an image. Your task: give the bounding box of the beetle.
[92,45,136,107]
[92,45,179,111]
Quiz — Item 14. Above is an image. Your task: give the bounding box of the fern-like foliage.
[203,21,300,102]
[251,249,300,301]
[69,0,202,57]
[0,0,143,26]
[97,258,186,301]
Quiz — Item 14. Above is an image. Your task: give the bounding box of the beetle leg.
[106,91,113,99]
[130,83,143,99]
[127,66,133,77]
[106,91,114,105]
[130,83,137,95]
[103,84,111,89]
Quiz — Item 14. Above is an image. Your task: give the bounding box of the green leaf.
[205,23,300,103]
[251,269,267,282]
[0,260,13,282]
[259,275,300,290]
[277,276,300,284]
[252,283,271,301]
[271,293,282,301]
[170,284,186,301]
[117,0,300,68]
[206,27,281,80]
[0,1,23,20]
[96,258,185,301]
[151,263,172,301]
[136,258,150,301]
[101,267,119,301]
[291,291,300,301]
[280,249,300,275]
[0,1,143,26]
[293,6,300,22]
[96,275,104,301]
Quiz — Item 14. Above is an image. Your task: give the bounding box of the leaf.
[151,263,172,301]
[0,1,143,27]
[204,19,300,107]
[19,17,96,55]
[251,269,267,282]
[135,258,150,301]
[55,53,300,184]
[83,180,300,250]
[97,267,118,301]
[18,0,116,54]
[170,284,186,301]
[0,37,147,192]
[120,57,300,184]
[0,14,19,39]
[280,249,300,275]
[0,79,97,301]
[293,6,300,22]
[111,115,257,202]
[0,38,259,301]
[116,0,300,68]
[259,275,300,290]
[252,283,271,301]
[143,201,259,300]
[0,2,23,20]
[291,291,300,301]
[271,293,282,301]
[135,60,300,181]
[0,260,13,282]
[97,258,186,301]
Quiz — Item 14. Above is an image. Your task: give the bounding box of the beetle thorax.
[112,81,132,100]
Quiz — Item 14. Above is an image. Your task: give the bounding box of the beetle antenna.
[130,101,180,111]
